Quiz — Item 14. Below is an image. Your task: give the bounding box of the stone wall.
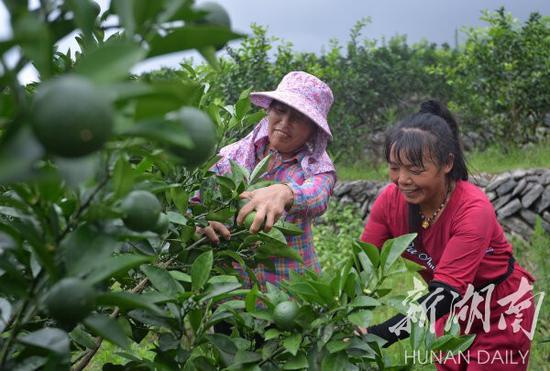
[331,169,550,237]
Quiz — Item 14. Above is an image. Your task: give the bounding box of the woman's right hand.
[196,221,231,244]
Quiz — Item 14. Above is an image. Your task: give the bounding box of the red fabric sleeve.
[360,186,392,248]
[432,200,494,296]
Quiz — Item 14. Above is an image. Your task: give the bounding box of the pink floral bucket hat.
[249,71,334,139]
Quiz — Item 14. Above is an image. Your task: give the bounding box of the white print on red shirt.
[404,242,495,272]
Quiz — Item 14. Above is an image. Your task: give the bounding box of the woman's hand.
[237,184,294,234]
[355,327,368,336]
[196,221,231,245]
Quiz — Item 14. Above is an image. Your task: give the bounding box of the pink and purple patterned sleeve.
[286,172,336,217]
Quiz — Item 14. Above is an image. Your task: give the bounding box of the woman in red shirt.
[360,101,537,370]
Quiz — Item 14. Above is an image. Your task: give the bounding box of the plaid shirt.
[213,140,335,289]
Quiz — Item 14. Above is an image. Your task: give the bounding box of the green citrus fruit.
[243,211,257,230]
[168,107,217,168]
[152,212,170,235]
[44,277,96,330]
[121,190,162,232]
[273,300,299,331]
[194,2,231,28]
[31,75,113,158]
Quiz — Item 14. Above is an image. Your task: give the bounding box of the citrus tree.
[0,1,475,370]
[439,8,550,145]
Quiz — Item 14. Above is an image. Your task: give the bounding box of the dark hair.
[384,100,468,239]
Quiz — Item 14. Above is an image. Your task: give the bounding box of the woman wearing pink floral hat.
[199,71,336,289]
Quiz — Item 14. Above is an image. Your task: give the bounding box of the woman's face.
[267,100,315,156]
[388,145,453,210]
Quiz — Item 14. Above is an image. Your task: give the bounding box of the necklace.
[419,184,452,229]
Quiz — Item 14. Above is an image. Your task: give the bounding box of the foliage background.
[172,9,550,165]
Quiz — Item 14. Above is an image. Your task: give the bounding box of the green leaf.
[258,228,288,247]
[206,333,238,355]
[148,26,243,58]
[74,38,146,83]
[112,0,135,37]
[169,189,189,214]
[283,333,302,356]
[83,314,131,349]
[169,270,191,283]
[17,328,70,355]
[208,275,239,284]
[61,225,120,277]
[141,265,184,297]
[66,0,98,40]
[96,291,164,315]
[10,219,58,278]
[249,153,272,185]
[256,243,303,264]
[410,323,425,351]
[249,310,272,321]
[0,298,12,333]
[198,46,220,68]
[286,282,321,304]
[380,233,417,274]
[273,221,304,236]
[120,118,193,148]
[0,127,44,185]
[245,284,259,312]
[128,309,172,329]
[326,339,350,354]
[0,206,31,221]
[232,350,262,365]
[201,282,242,302]
[217,175,237,193]
[264,329,280,340]
[321,351,358,371]
[347,310,373,328]
[166,211,188,225]
[308,281,337,306]
[191,250,213,291]
[13,13,53,78]
[229,160,250,185]
[243,110,266,126]
[235,87,252,119]
[284,352,308,370]
[206,207,234,223]
[112,156,134,198]
[217,250,247,270]
[84,254,152,284]
[354,240,380,268]
[431,334,476,354]
[70,326,97,349]
[404,259,425,272]
[54,155,100,189]
[349,296,380,308]
[132,80,203,120]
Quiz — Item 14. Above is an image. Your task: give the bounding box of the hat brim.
[250,91,332,139]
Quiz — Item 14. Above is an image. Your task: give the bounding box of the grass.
[467,140,550,175]
[336,140,550,181]
[85,333,156,370]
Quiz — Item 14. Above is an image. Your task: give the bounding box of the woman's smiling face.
[267,100,315,156]
[388,144,453,210]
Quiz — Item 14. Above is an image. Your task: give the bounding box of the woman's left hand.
[236,184,294,234]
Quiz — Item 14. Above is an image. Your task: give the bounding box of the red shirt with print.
[361,180,534,296]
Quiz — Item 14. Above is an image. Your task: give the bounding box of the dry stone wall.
[331,169,550,237]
